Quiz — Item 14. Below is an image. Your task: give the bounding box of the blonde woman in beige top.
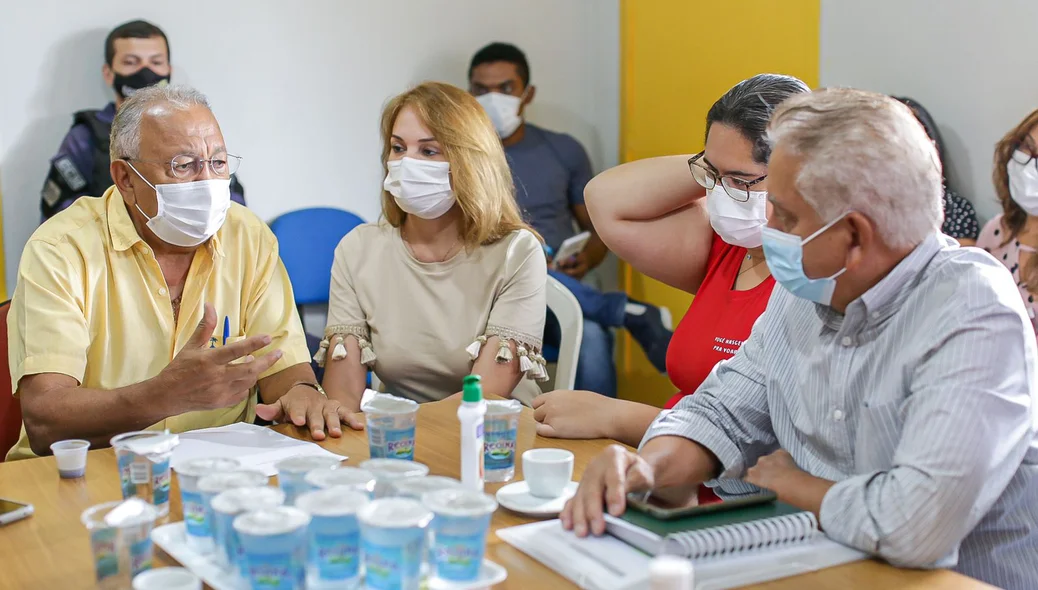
[317,82,548,407]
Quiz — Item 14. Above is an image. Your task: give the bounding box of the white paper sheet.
[170,422,346,477]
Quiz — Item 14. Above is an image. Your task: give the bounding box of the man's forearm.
[641,435,721,491]
[21,378,175,455]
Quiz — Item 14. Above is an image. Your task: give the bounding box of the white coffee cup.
[522,449,574,498]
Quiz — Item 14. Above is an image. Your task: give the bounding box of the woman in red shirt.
[533,74,809,447]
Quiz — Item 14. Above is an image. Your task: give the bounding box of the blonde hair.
[993,108,1038,291]
[379,81,539,247]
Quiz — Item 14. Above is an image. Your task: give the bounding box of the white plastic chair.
[545,275,584,390]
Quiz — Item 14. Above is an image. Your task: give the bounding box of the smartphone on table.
[626,488,776,520]
[0,498,34,525]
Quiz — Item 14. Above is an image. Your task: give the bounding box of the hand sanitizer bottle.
[459,375,487,491]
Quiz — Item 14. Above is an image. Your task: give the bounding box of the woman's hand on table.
[532,390,617,439]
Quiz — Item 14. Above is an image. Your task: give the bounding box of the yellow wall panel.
[618,0,819,405]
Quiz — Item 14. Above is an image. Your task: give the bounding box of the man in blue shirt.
[41,20,244,221]
[469,43,671,396]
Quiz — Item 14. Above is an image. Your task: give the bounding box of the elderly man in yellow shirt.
[6,84,361,460]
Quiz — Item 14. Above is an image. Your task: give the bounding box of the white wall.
[0,0,619,291]
[821,0,1038,223]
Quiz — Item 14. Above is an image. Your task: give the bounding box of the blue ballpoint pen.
[223,316,230,346]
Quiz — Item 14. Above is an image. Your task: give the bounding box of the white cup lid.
[304,466,375,490]
[296,487,370,516]
[174,457,242,478]
[359,459,429,480]
[132,567,201,590]
[422,488,498,517]
[274,455,342,474]
[361,393,419,414]
[211,486,285,515]
[197,470,268,494]
[391,476,462,497]
[357,498,432,529]
[233,507,310,536]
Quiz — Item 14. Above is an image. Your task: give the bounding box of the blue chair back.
[270,208,365,306]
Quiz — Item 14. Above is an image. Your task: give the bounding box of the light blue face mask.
[761,212,850,306]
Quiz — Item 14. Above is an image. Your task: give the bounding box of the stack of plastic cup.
[81,498,160,590]
[484,399,522,483]
[295,487,370,589]
[210,486,286,576]
[173,458,241,552]
[304,466,376,497]
[110,431,179,517]
[50,439,90,479]
[359,459,429,498]
[361,394,419,461]
[422,489,498,584]
[357,498,433,590]
[233,507,311,590]
[274,456,342,504]
[197,469,268,559]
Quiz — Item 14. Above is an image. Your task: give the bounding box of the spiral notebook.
[497,503,866,590]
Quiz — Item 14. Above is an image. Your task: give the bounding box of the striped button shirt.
[644,233,1038,589]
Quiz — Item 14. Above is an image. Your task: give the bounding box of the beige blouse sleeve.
[466,231,550,381]
[315,231,376,367]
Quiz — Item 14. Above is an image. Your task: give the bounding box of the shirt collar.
[813,232,946,329]
[857,232,945,321]
[98,102,117,124]
[106,186,225,257]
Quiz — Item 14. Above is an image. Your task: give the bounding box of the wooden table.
[0,397,993,589]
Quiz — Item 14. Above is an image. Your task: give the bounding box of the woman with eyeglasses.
[532,74,809,447]
[317,82,548,408]
[977,109,1038,332]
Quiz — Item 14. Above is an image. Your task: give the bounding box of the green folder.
[619,500,804,538]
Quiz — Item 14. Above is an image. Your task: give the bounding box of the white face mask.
[1008,151,1038,215]
[126,162,231,247]
[476,92,524,138]
[706,184,769,248]
[383,158,456,219]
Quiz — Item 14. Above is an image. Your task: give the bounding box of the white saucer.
[495,481,578,517]
[426,560,508,589]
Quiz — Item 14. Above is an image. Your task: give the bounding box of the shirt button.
[158,288,167,296]
[841,336,853,347]
[871,312,880,320]
[833,409,845,421]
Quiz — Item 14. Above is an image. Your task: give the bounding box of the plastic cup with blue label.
[211,486,285,576]
[197,469,269,566]
[361,394,419,461]
[81,498,160,590]
[484,400,522,483]
[110,431,179,517]
[422,489,498,583]
[359,459,429,498]
[295,487,370,589]
[358,498,433,590]
[304,466,376,497]
[274,456,342,505]
[172,457,241,552]
[234,507,311,590]
[389,475,463,500]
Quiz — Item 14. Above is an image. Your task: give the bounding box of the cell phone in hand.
[626,489,776,520]
[551,231,592,269]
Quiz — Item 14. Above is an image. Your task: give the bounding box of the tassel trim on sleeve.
[314,324,375,368]
[467,325,548,382]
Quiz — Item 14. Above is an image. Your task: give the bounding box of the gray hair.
[109,84,211,161]
[767,88,943,249]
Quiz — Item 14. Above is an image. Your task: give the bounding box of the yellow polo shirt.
[6,187,311,460]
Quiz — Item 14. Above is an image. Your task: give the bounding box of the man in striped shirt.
[564,89,1038,589]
